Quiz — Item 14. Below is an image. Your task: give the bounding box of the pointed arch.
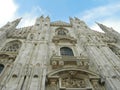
[1,40,22,52]
[47,68,98,77]
[46,68,105,90]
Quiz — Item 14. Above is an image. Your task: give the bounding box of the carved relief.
[61,77,86,88]
[58,70,88,89]
[46,69,106,90]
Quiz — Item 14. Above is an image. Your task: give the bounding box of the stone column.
[86,45,120,90]
[4,41,34,90]
[40,42,49,90]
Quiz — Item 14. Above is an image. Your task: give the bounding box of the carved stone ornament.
[46,68,105,90]
[52,35,77,44]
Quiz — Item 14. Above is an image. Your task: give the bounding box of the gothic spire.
[0,18,22,31]
[96,22,120,40]
[11,17,22,27]
[96,22,111,33]
[96,22,119,34]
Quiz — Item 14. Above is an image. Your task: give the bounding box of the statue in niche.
[47,79,57,90]
[92,81,101,90]
[30,34,34,40]
[49,81,57,90]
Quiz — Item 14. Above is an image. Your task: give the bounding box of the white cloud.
[0,0,18,27]
[0,0,119,34]
[0,0,49,28]
[81,4,120,21]
[18,6,50,27]
[78,2,120,33]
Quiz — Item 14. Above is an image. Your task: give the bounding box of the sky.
[0,0,120,32]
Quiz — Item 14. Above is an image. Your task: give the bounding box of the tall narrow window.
[60,47,74,56]
[0,64,4,74]
[58,30,66,35]
[20,75,27,90]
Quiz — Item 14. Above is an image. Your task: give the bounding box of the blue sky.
[0,0,120,32]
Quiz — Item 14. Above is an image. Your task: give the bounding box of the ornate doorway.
[46,68,106,90]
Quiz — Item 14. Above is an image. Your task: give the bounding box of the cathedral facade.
[0,16,120,90]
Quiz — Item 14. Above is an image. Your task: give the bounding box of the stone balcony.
[50,55,89,69]
[52,35,77,44]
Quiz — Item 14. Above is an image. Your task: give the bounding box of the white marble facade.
[0,16,120,90]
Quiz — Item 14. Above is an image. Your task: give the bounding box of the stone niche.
[46,69,106,90]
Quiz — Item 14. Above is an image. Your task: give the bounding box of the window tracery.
[55,27,68,36]
[58,30,66,35]
[1,40,22,52]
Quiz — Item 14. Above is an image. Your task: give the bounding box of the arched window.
[58,30,66,35]
[1,40,22,52]
[56,27,68,36]
[0,64,4,74]
[60,47,74,56]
